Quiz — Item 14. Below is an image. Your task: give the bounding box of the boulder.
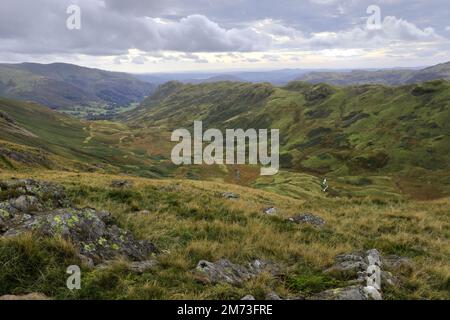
[0,293,50,300]
[111,180,133,188]
[241,295,256,300]
[31,208,158,264]
[0,179,70,211]
[129,259,159,273]
[325,251,368,279]
[10,195,43,213]
[222,192,239,200]
[287,213,325,227]
[194,259,279,285]
[311,286,368,300]
[0,179,158,264]
[265,291,282,300]
[263,207,277,215]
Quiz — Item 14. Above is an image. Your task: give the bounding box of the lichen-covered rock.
[241,295,255,300]
[33,208,157,264]
[287,213,325,227]
[0,179,69,209]
[0,179,158,264]
[325,251,369,279]
[194,259,279,285]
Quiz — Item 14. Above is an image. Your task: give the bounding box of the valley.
[0,64,449,301]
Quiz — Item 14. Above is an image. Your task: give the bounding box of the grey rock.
[0,179,158,264]
[222,192,239,200]
[10,195,43,213]
[325,251,368,279]
[311,285,368,300]
[241,295,256,300]
[382,255,413,274]
[287,213,325,227]
[263,207,277,215]
[129,259,158,273]
[195,259,279,285]
[0,293,51,300]
[265,291,282,300]
[111,180,133,188]
[364,286,383,300]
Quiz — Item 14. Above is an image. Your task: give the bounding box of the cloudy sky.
[1,0,449,73]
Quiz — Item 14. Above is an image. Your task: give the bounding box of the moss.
[83,243,96,253]
[0,209,10,219]
[98,237,107,247]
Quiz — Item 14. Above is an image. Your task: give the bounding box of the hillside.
[123,80,450,198]
[0,98,172,177]
[296,62,450,86]
[0,63,155,118]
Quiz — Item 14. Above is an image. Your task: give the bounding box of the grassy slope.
[0,170,448,299]
[0,98,171,177]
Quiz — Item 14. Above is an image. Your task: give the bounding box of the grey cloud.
[0,0,448,61]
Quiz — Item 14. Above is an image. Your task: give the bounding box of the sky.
[1,0,450,73]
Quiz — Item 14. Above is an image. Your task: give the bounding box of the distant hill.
[123,79,450,193]
[296,62,450,86]
[0,63,155,117]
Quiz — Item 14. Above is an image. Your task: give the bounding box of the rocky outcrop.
[287,213,325,227]
[0,179,158,265]
[194,259,279,285]
[317,249,409,300]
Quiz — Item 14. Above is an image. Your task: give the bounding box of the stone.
[10,195,43,212]
[324,251,368,279]
[111,180,133,188]
[311,285,368,300]
[382,255,413,274]
[129,259,158,273]
[265,291,282,300]
[222,192,239,200]
[0,293,50,300]
[194,259,279,285]
[263,207,277,215]
[287,213,325,227]
[241,295,256,300]
[363,286,382,300]
[0,179,158,264]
